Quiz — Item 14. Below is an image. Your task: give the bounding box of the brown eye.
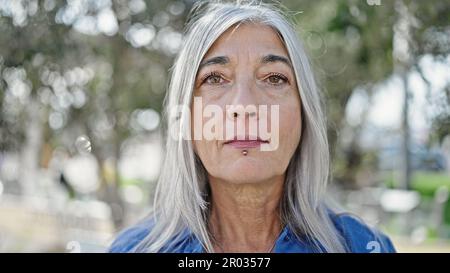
[202,72,226,85]
[266,74,288,85]
[206,75,223,84]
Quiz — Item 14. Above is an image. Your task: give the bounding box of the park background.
[0,0,449,252]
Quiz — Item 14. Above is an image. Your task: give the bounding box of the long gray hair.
[133,0,347,253]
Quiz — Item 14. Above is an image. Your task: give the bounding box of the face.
[191,23,302,184]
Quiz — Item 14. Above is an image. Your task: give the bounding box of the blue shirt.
[109,212,396,253]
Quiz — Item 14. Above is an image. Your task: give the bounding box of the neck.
[208,175,285,252]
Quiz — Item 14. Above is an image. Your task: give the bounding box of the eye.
[265,73,288,85]
[201,72,226,85]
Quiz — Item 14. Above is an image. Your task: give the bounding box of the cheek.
[192,139,216,172]
[192,143,214,177]
[279,101,302,152]
[194,139,234,181]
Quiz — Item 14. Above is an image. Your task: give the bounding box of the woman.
[109,1,396,253]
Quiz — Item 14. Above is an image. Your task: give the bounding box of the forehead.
[203,23,289,60]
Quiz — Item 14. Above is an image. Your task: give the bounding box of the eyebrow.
[261,54,292,67]
[198,54,292,70]
[198,56,230,70]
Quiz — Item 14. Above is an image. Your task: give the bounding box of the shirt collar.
[177,225,315,253]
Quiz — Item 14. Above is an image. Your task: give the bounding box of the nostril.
[233,112,238,118]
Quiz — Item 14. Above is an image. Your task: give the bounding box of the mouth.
[223,136,270,149]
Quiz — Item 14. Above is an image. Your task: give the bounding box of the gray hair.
[133,0,347,253]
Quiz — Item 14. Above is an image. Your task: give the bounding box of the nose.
[226,78,259,121]
[226,108,257,121]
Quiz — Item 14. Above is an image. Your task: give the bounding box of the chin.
[222,162,272,184]
[226,175,269,184]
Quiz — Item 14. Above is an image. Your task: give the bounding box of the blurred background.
[0,0,449,252]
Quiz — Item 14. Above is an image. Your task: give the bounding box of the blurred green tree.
[283,0,450,187]
[0,0,192,228]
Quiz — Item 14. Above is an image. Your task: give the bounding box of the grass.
[384,171,450,224]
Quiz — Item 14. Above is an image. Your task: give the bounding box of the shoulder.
[330,212,396,253]
[108,218,200,253]
[108,218,154,253]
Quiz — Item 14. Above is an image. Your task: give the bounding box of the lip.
[224,137,270,149]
